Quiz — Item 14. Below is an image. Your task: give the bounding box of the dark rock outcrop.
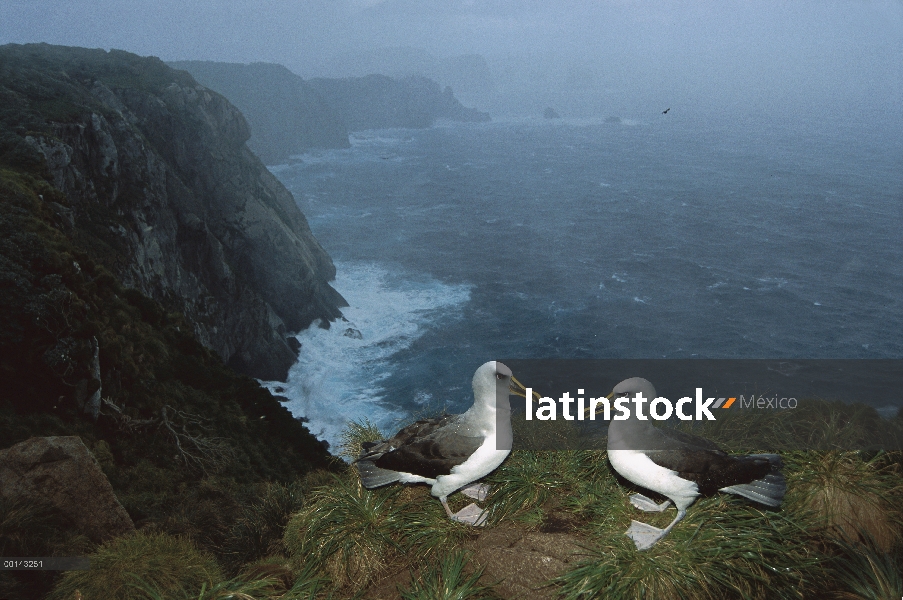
[168,61,350,164]
[299,48,497,112]
[308,74,491,132]
[0,436,135,544]
[1,43,346,380]
[170,61,490,165]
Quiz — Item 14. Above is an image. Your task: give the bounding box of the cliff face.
[0,44,345,380]
[168,61,350,164]
[170,62,490,164]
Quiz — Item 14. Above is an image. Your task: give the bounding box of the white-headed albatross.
[599,377,786,550]
[355,361,534,526]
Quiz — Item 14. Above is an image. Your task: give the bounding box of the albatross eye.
[496,373,507,380]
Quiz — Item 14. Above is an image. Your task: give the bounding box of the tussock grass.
[0,496,94,600]
[236,556,297,594]
[484,450,621,529]
[484,451,578,523]
[232,557,332,600]
[49,531,222,600]
[555,493,823,600]
[784,451,903,551]
[128,574,278,600]
[399,549,499,600]
[283,475,405,589]
[826,537,903,600]
[258,409,903,598]
[129,561,333,600]
[224,481,307,568]
[338,418,384,462]
[278,562,335,600]
[674,398,903,453]
[0,496,93,558]
[284,418,481,592]
[396,485,479,559]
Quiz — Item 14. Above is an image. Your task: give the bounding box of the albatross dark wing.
[639,427,785,501]
[372,426,486,479]
[646,448,775,495]
[355,414,486,482]
[358,415,456,462]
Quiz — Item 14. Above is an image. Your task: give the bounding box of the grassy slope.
[60,411,894,600]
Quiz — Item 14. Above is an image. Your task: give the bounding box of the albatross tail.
[355,460,402,489]
[719,454,786,507]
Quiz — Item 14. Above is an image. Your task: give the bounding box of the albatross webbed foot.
[459,483,491,501]
[625,508,687,550]
[441,498,488,526]
[629,493,672,512]
[450,503,489,526]
[626,520,668,550]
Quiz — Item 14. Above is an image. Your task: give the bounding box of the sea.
[262,111,903,449]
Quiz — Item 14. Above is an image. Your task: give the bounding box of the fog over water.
[4,1,901,119]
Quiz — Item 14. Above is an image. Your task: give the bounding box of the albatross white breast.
[598,377,786,550]
[354,361,531,525]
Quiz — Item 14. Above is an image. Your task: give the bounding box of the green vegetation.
[399,550,498,600]
[17,394,897,599]
[284,408,903,598]
[671,398,903,452]
[48,532,223,600]
[827,537,903,600]
[0,497,94,599]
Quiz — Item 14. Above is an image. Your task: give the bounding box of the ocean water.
[264,113,903,448]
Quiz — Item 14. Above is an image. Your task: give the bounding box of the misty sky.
[3,1,901,118]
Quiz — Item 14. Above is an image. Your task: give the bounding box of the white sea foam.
[260,262,471,451]
[876,405,901,418]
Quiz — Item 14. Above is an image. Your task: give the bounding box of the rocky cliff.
[0,43,345,380]
[170,61,490,164]
[168,61,350,164]
[1,45,342,599]
[308,74,491,132]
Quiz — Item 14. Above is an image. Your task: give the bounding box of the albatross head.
[583,377,659,423]
[471,361,515,409]
[612,377,657,400]
[471,360,535,409]
[607,377,659,446]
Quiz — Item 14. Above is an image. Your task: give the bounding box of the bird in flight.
[662,108,670,114]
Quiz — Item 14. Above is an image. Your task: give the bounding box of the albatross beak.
[509,376,542,403]
[583,391,615,416]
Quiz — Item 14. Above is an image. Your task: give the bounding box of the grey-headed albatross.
[600,377,786,550]
[355,361,533,525]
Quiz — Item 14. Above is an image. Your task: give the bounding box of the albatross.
[355,361,534,525]
[597,377,786,550]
